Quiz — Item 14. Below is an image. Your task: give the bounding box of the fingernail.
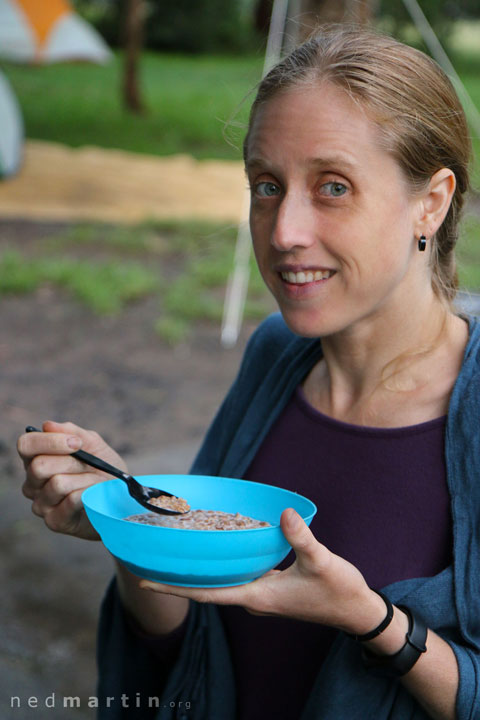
[67,436,82,450]
[286,508,300,531]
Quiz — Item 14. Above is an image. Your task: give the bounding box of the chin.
[278,306,341,339]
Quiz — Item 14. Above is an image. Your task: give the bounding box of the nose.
[270,191,317,252]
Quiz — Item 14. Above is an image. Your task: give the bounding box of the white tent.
[0,69,23,178]
[0,0,111,64]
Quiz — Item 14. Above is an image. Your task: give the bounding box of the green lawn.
[2,43,479,177]
[1,52,263,160]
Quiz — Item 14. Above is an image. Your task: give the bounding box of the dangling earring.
[418,234,427,252]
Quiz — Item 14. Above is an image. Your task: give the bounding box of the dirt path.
[0,208,253,718]
[0,268,254,719]
[0,141,246,224]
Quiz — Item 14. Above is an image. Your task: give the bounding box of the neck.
[310,290,457,421]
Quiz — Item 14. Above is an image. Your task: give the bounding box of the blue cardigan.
[97,313,480,720]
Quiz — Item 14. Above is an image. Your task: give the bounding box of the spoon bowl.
[25,426,189,516]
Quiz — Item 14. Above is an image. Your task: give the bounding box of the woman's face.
[245,83,426,338]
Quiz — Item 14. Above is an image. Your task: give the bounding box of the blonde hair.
[244,24,472,303]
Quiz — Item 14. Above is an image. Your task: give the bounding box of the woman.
[18,25,480,720]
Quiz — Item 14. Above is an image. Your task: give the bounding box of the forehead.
[246,83,392,174]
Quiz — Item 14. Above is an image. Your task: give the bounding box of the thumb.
[280,508,319,563]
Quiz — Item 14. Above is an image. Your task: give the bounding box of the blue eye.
[255,181,281,197]
[322,182,347,197]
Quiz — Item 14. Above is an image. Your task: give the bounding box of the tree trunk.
[348,0,373,24]
[255,0,274,36]
[293,0,372,42]
[123,0,145,114]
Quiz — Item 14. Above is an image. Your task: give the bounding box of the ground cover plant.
[0,219,274,344]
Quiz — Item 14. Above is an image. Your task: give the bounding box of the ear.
[416,168,456,237]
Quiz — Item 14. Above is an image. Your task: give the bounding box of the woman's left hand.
[140,507,385,635]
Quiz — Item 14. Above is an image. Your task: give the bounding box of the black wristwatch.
[361,604,428,678]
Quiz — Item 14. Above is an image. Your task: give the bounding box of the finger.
[280,508,326,567]
[43,420,94,440]
[22,455,87,500]
[43,421,110,456]
[246,607,276,616]
[39,471,99,508]
[139,580,253,606]
[40,488,98,538]
[27,453,87,485]
[17,429,82,462]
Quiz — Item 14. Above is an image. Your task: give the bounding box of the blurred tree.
[254,0,274,36]
[255,0,373,45]
[377,0,477,47]
[73,0,258,52]
[123,0,145,113]
[73,0,123,45]
[145,0,258,53]
[74,0,480,52]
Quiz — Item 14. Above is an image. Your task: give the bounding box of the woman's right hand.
[17,420,127,541]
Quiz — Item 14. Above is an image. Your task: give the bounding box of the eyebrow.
[245,154,359,173]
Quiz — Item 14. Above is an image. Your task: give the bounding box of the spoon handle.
[70,448,132,482]
[25,426,131,482]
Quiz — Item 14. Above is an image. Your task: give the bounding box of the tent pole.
[220,0,290,348]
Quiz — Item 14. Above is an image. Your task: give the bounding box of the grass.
[1,33,479,165]
[0,212,477,345]
[0,52,262,160]
[0,249,159,313]
[457,214,480,290]
[0,219,274,343]
[448,24,480,191]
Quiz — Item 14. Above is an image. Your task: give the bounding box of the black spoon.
[25,426,190,516]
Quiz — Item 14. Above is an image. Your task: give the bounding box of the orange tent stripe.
[14,0,72,49]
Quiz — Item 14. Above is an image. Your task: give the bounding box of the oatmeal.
[125,508,271,530]
[148,495,190,513]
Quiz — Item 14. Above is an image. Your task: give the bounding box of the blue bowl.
[82,474,317,587]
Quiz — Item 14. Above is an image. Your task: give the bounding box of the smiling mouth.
[280,269,335,284]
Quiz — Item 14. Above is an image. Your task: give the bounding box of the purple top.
[218,386,452,720]
[137,386,452,719]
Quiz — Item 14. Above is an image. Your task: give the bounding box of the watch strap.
[361,604,428,678]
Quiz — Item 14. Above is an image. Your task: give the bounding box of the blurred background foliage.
[377,0,480,47]
[70,0,480,54]
[73,0,262,54]
[4,0,476,169]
